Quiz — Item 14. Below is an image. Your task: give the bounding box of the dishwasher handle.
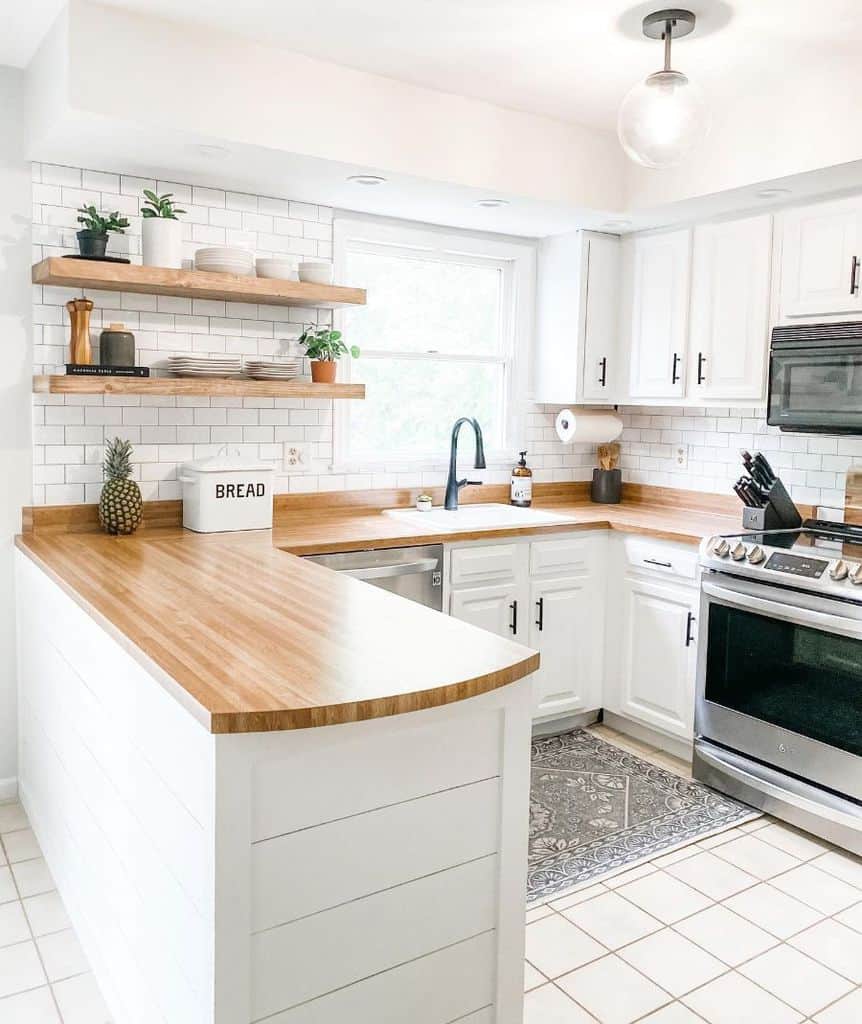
[341,558,439,581]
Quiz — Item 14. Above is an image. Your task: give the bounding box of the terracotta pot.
[311,360,337,384]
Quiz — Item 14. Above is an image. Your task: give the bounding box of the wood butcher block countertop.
[16,483,746,734]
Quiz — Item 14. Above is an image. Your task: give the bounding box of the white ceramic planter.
[142,217,183,269]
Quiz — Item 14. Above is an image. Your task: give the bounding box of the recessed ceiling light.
[755,187,792,199]
[347,174,387,186]
[602,219,632,230]
[476,199,509,208]
[191,144,231,160]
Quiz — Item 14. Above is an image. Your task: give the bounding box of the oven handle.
[695,741,862,832]
[702,578,862,637]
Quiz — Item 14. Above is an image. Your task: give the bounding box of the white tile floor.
[0,803,111,1023]
[524,728,862,1024]
[2,725,861,1024]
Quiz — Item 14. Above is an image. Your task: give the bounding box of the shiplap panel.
[256,931,495,1024]
[251,710,501,841]
[252,777,500,929]
[251,855,497,1020]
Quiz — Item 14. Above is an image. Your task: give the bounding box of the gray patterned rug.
[528,728,758,905]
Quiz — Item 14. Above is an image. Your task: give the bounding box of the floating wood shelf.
[32,257,366,309]
[33,375,365,400]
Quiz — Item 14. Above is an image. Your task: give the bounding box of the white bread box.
[179,451,275,533]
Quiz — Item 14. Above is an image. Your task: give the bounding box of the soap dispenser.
[511,451,532,507]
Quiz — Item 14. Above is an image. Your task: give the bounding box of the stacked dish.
[298,261,334,285]
[255,257,298,280]
[194,248,255,276]
[168,355,243,378]
[244,358,303,381]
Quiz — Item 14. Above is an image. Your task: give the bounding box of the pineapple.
[99,437,143,535]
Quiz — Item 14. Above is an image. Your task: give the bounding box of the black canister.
[99,322,136,366]
[591,468,622,504]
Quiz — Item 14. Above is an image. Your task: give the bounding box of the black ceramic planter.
[76,230,108,259]
[591,468,622,504]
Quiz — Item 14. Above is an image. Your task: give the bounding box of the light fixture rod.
[663,19,673,71]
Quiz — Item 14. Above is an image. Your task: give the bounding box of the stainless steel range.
[695,520,862,855]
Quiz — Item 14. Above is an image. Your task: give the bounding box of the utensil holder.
[591,468,621,504]
[741,477,802,531]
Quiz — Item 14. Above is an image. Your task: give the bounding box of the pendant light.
[617,8,709,169]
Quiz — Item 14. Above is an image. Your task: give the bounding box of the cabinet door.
[450,583,522,642]
[689,215,772,400]
[780,198,862,318]
[629,229,691,399]
[528,576,603,720]
[618,577,697,740]
[581,234,621,402]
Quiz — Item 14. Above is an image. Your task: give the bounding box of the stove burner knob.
[730,542,748,562]
[710,537,730,557]
[848,562,862,585]
[747,545,765,565]
[830,559,849,581]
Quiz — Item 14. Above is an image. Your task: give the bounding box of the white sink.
[384,503,578,532]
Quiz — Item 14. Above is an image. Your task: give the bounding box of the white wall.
[0,66,33,793]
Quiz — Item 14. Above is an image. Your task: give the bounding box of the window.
[334,218,535,465]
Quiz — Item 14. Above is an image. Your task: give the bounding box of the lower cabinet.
[610,575,698,741]
[528,575,603,719]
[449,582,519,640]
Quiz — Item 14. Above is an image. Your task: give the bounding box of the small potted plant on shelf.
[298,325,359,384]
[141,190,187,269]
[75,205,130,259]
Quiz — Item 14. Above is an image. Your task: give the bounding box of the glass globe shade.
[617,70,709,169]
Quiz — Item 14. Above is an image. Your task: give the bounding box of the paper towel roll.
[555,408,623,444]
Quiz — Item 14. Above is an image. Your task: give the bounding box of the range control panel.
[763,552,829,579]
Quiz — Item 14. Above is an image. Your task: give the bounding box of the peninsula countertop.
[15,486,743,735]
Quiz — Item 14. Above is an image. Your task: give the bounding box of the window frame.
[332,214,536,469]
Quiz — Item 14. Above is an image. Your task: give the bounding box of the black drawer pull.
[644,558,672,568]
[685,611,696,647]
[509,600,518,634]
[535,597,544,632]
[671,352,681,385]
[598,357,608,387]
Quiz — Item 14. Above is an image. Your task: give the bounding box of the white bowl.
[255,258,298,281]
[298,261,334,286]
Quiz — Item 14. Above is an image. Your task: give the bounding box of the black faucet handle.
[464,479,483,487]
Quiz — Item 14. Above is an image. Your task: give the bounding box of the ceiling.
[53,0,862,132]
[1,0,65,67]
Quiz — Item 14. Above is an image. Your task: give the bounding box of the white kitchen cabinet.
[616,576,697,741]
[628,229,691,399]
[450,582,522,641]
[778,197,862,319]
[534,231,620,404]
[688,215,773,400]
[528,575,603,719]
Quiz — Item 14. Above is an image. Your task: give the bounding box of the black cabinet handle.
[598,357,607,388]
[535,597,544,632]
[686,611,696,647]
[644,558,672,568]
[697,352,706,385]
[509,600,518,634]
[671,352,681,385]
[852,256,860,296]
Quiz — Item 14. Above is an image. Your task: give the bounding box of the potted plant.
[75,205,130,259]
[298,326,359,384]
[141,190,186,269]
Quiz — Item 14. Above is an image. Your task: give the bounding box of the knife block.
[742,477,802,531]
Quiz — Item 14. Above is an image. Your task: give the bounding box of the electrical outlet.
[283,442,311,471]
[675,444,689,469]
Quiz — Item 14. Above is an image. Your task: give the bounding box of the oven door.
[767,342,862,432]
[696,573,862,803]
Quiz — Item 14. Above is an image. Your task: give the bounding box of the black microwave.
[767,321,862,433]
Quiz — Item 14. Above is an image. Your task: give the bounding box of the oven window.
[705,604,862,756]
[768,350,862,429]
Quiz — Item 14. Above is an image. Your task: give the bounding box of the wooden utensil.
[598,443,620,471]
[67,298,94,365]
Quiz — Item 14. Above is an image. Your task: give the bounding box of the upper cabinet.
[688,214,773,400]
[534,231,620,404]
[778,197,862,320]
[627,229,691,400]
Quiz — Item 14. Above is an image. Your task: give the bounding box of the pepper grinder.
[67,298,95,365]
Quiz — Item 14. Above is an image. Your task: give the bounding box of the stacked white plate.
[194,247,255,276]
[244,358,303,381]
[168,355,243,378]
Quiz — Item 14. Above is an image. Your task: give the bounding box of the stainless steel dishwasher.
[303,544,444,611]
